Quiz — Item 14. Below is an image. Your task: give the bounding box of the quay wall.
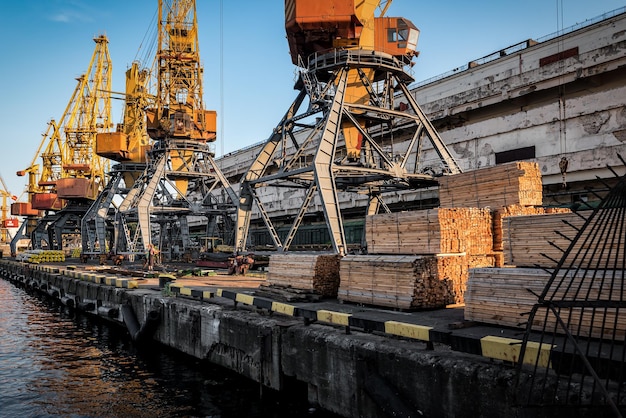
[0,261,604,418]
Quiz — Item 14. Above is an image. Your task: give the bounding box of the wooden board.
[339,254,469,309]
[492,205,571,251]
[464,268,626,340]
[366,208,493,256]
[500,211,625,268]
[438,161,543,208]
[267,253,341,297]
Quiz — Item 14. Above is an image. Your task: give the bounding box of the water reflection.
[0,279,337,417]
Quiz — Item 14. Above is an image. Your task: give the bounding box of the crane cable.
[219,0,225,160]
[556,0,568,189]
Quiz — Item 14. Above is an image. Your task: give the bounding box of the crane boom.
[378,0,392,17]
[147,0,216,143]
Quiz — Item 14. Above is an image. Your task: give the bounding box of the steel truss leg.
[313,68,349,255]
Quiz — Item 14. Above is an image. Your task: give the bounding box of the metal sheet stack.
[339,254,468,309]
[266,253,341,297]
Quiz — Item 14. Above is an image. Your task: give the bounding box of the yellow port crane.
[114,0,236,260]
[0,173,18,245]
[81,61,153,256]
[57,34,112,201]
[13,35,113,252]
[146,0,216,145]
[96,61,151,165]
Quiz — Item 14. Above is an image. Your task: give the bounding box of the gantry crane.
[0,173,18,247]
[114,0,236,261]
[12,35,112,253]
[81,61,152,257]
[235,0,461,255]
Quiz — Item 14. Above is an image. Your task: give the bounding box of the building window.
[495,146,536,164]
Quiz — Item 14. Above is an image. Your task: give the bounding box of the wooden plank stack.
[366,208,493,257]
[266,253,341,297]
[493,205,572,251]
[438,161,543,208]
[339,254,468,309]
[464,268,626,340]
[501,210,625,268]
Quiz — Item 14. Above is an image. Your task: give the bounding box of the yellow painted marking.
[235,293,255,305]
[480,336,553,368]
[317,310,351,326]
[105,277,116,286]
[202,291,213,299]
[271,302,295,316]
[180,287,193,296]
[216,289,224,297]
[384,321,432,341]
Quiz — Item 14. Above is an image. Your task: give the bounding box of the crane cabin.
[285,0,419,64]
[374,17,419,62]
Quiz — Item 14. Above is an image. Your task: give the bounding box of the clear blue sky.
[0,0,624,199]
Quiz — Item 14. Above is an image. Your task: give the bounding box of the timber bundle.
[492,204,572,251]
[338,254,468,309]
[338,162,544,309]
[465,268,626,340]
[340,207,490,309]
[266,253,341,298]
[365,208,493,256]
[438,161,543,208]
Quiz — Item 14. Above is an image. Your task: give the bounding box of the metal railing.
[411,6,626,89]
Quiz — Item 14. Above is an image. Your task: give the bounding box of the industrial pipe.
[97,305,119,319]
[78,301,96,311]
[121,304,161,343]
[60,296,76,309]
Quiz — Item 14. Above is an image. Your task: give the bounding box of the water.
[0,279,338,418]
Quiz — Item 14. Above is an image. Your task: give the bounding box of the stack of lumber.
[493,205,572,251]
[366,208,493,257]
[266,253,341,297]
[16,249,66,263]
[338,254,468,309]
[502,211,591,268]
[464,268,626,340]
[438,161,543,208]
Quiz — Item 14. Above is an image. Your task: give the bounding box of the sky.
[0,0,624,200]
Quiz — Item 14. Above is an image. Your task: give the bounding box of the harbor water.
[0,278,338,417]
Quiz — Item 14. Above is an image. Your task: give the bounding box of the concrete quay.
[0,259,609,418]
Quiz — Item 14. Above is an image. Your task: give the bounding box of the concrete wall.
[213,12,626,223]
[2,263,609,418]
